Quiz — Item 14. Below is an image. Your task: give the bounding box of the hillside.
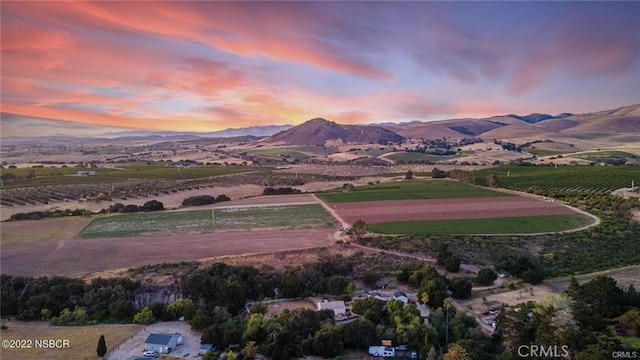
[264,118,405,145]
[389,105,640,147]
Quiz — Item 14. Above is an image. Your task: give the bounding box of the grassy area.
[384,152,465,163]
[523,147,568,156]
[79,210,212,238]
[618,334,640,349]
[366,214,593,235]
[213,204,335,230]
[317,179,510,203]
[245,148,310,160]
[0,321,141,360]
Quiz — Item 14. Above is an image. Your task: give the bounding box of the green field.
[366,214,593,235]
[317,179,510,203]
[79,210,213,238]
[245,148,310,160]
[472,165,640,194]
[522,147,568,156]
[213,204,335,230]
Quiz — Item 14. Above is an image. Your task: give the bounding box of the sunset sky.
[2,1,639,135]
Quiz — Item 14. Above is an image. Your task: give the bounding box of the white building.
[317,300,347,318]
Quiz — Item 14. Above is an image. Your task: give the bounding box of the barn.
[144,333,182,354]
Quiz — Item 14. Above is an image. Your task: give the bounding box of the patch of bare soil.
[331,197,579,224]
[1,228,335,277]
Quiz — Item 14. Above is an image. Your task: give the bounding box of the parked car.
[143,350,158,357]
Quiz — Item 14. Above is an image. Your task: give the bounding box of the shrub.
[182,195,216,207]
[476,268,498,286]
[215,194,230,202]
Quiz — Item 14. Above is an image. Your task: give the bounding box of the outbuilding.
[144,333,182,354]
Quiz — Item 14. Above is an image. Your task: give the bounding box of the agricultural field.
[244,147,311,160]
[78,210,213,238]
[213,204,335,230]
[317,179,510,203]
[318,179,592,235]
[367,214,593,235]
[472,165,640,194]
[0,321,141,360]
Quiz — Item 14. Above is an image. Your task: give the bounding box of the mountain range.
[2,105,639,148]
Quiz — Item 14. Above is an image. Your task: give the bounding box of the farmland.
[472,165,640,194]
[77,202,335,238]
[78,210,213,238]
[367,214,593,235]
[317,179,509,203]
[213,204,335,230]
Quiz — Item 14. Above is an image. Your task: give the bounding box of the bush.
[262,187,301,196]
[133,306,155,325]
[476,268,498,286]
[443,256,461,273]
[182,195,216,207]
[449,278,472,299]
[215,194,230,202]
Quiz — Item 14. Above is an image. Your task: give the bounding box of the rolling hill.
[264,118,405,145]
[388,105,640,147]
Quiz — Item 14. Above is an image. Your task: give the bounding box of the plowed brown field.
[330,197,578,224]
[1,227,334,277]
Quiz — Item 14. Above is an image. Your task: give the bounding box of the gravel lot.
[105,321,201,360]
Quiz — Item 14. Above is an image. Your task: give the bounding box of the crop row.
[473,165,640,195]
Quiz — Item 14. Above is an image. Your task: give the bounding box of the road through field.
[1,228,334,277]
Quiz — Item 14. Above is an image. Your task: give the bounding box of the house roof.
[393,291,408,298]
[318,301,346,310]
[144,333,175,345]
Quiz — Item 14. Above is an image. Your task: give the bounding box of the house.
[367,291,391,302]
[417,303,430,323]
[392,291,409,305]
[144,333,182,354]
[317,300,347,318]
[368,346,395,358]
[199,344,215,355]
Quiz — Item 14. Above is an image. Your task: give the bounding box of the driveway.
[106,321,201,360]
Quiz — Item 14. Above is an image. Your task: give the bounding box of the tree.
[449,278,472,299]
[141,200,164,212]
[476,268,497,286]
[348,220,368,241]
[133,306,155,325]
[486,174,499,188]
[96,334,107,358]
[313,324,344,358]
[616,309,640,336]
[443,342,471,360]
[405,169,414,180]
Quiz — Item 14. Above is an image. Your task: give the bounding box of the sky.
[1,1,639,135]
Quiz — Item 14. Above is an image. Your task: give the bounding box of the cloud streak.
[1,1,638,135]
